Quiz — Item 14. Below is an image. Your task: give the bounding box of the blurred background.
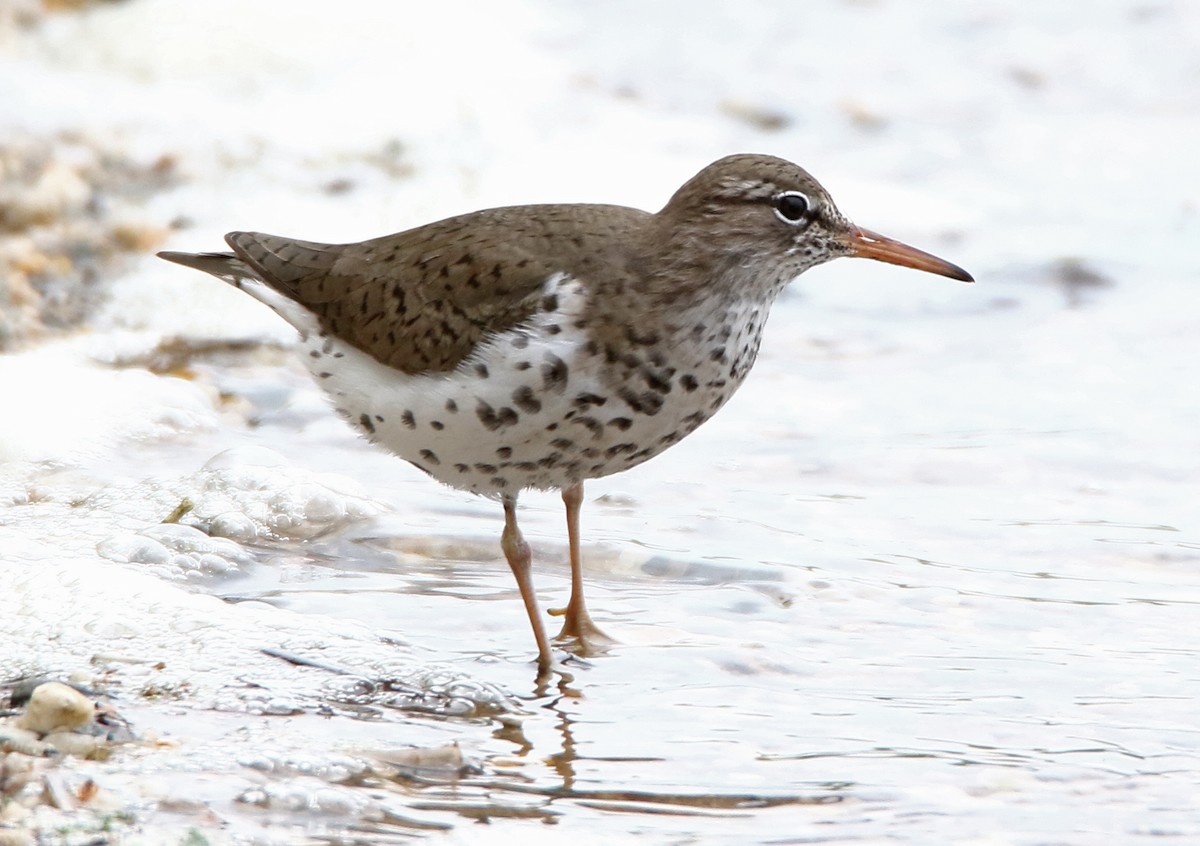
[1,1,1197,844]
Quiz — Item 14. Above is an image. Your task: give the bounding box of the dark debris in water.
[404,779,839,826]
[105,336,279,376]
[1044,257,1115,308]
[261,647,514,720]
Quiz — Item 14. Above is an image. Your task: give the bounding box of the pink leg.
[501,495,553,671]
[549,482,612,653]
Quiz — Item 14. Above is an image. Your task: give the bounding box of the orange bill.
[845,227,973,282]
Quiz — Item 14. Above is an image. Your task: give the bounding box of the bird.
[158,153,972,672]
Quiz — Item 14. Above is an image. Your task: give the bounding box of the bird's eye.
[773,191,812,225]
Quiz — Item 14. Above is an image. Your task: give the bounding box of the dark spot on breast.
[573,392,606,409]
[541,354,568,393]
[419,448,440,466]
[542,293,559,312]
[496,446,513,459]
[623,325,661,346]
[515,461,538,471]
[476,401,519,431]
[551,437,575,450]
[573,416,603,438]
[545,324,562,335]
[476,401,497,430]
[511,333,530,350]
[607,417,633,430]
[455,463,469,473]
[445,398,458,413]
[710,348,727,364]
[617,386,663,416]
[642,367,673,394]
[358,414,376,434]
[474,463,497,474]
[401,410,416,429]
[475,363,490,379]
[515,361,532,371]
[512,385,542,414]
[431,420,444,430]
[309,350,321,359]
[491,476,509,489]
[680,374,699,392]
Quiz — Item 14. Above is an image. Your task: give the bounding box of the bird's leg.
[501,495,554,672]
[549,481,613,654]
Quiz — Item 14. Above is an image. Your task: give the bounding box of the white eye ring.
[773,191,812,226]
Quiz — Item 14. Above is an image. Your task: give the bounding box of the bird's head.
[654,154,972,300]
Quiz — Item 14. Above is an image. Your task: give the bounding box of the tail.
[158,242,324,338]
[157,250,258,286]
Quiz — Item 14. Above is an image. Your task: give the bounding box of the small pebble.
[15,683,92,735]
[42,732,103,759]
[0,726,44,756]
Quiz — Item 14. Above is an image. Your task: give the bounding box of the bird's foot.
[548,605,615,657]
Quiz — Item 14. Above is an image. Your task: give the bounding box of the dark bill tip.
[845,227,973,283]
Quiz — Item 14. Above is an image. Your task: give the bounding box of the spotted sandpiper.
[159,153,972,671]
